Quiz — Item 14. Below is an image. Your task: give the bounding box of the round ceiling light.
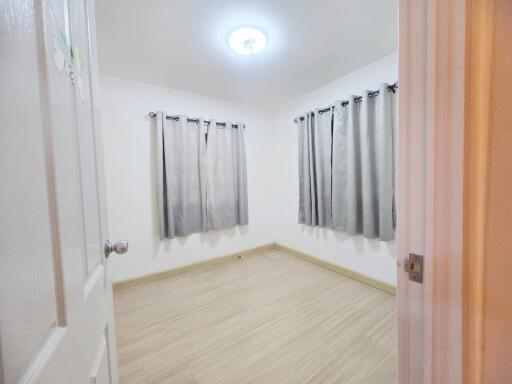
[228,27,267,55]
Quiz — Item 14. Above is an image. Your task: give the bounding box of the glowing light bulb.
[228,27,267,55]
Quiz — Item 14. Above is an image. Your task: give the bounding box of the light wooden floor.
[114,251,396,384]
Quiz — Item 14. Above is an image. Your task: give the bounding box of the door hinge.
[404,253,424,283]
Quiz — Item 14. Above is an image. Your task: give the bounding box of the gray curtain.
[156,112,207,238]
[206,121,248,230]
[298,83,396,241]
[156,113,248,238]
[297,110,333,227]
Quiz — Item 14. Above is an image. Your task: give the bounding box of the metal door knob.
[104,240,129,258]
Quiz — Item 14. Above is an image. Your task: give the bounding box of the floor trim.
[113,242,396,295]
[112,244,275,291]
[274,243,396,295]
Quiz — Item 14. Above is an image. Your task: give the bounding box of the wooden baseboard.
[113,242,396,296]
[274,243,396,295]
[113,243,275,291]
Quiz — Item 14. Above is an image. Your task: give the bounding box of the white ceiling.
[96,0,398,108]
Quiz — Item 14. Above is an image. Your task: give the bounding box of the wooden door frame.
[398,1,466,383]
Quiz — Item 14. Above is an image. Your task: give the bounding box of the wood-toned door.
[0,0,122,383]
[397,1,465,383]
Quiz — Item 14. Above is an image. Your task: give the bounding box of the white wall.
[100,76,275,282]
[270,53,398,286]
[101,53,398,285]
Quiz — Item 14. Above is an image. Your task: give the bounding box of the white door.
[0,0,124,383]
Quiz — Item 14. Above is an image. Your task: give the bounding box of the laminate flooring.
[114,250,396,384]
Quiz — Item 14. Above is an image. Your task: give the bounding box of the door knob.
[104,240,129,258]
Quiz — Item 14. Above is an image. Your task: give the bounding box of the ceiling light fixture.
[228,27,267,55]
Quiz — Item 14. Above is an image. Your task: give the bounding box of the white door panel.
[70,0,103,277]
[0,1,63,382]
[90,332,112,384]
[0,0,119,383]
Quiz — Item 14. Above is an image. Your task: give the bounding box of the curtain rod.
[146,112,241,128]
[294,81,398,122]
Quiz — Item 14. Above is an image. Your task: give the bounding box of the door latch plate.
[404,253,424,283]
